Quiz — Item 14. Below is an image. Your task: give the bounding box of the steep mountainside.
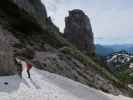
[0,0,133,97]
[110,44,133,54]
[0,0,69,75]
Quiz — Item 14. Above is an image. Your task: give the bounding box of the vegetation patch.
[114,63,133,84]
[60,46,119,83]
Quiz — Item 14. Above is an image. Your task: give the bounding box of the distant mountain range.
[96,44,133,56]
[96,44,114,56]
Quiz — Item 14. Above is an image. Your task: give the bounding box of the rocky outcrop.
[64,9,95,55]
[10,0,47,29]
[0,26,18,75]
[107,51,131,71]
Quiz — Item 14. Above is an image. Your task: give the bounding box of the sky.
[42,0,133,45]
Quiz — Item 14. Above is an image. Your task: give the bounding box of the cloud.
[42,0,133,44]
[42,0,65,13]
[42,0,66,24]
[93,7,133,37]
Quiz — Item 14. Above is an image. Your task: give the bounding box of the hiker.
[15,58,23,78]
[26,62,32,78]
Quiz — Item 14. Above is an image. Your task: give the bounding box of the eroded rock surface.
[64,9,95,55]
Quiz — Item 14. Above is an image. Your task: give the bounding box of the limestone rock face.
[11,0,47,29]
[64,9,95,55]
[0,26,18,75]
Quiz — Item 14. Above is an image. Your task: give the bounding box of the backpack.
[27,63,32,70]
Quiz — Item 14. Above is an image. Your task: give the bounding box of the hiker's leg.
[18,72,22,78]
[20,72,22,78]
[27,70,30,78]
[19,68,23,78]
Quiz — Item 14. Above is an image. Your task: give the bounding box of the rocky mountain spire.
[64,9,95,55]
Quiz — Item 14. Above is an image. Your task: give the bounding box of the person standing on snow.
[26,62,32,78]
[15,58,23,78]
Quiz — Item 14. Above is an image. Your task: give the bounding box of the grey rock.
[12,0,47,29]
[64,9,95,55]
[0,26,18,75]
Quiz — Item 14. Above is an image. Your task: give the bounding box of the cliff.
[64,9,95,55]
